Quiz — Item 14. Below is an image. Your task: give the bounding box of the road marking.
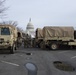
[58,51,68,54]
[1,60,19,66]
[71,56,76,59]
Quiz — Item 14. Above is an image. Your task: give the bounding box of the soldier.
[32,38,35,47]
[27,34,32,47]
[24,37,27,48]
[24,34,31,48]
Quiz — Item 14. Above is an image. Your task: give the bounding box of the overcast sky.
[2,0,76,30]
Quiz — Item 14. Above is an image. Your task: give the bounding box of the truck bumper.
[68,42,76,46]
[0,43,11,49]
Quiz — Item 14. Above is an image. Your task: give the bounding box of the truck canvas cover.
[43,26,74,40]
[36,28,43,38]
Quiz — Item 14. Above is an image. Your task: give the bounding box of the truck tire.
[10,45,15,54]
[50,43,58,50]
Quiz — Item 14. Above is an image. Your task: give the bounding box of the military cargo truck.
[0,24,18,53]
[40,26,76,50]
[35,28,43,47]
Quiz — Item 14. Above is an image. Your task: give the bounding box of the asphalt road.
[0,46,76,75]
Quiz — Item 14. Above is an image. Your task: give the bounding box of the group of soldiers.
[16,33,35,48]
[24,34,33,48]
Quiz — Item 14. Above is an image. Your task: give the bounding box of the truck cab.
[0,25,18,54]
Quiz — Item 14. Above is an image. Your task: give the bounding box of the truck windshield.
[1,28,10,35]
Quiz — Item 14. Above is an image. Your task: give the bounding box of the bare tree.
[0,0,7,17]
[6,21,18,27]
[0,20,18,27]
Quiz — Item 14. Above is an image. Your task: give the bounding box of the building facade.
[26,19,35,38]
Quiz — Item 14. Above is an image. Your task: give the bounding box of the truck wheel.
[51,43,58,50]
[10,45,15,54]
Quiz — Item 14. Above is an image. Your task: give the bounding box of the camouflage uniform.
[24,36,28,48]
[24,34,32,48]
[17,37,22,47]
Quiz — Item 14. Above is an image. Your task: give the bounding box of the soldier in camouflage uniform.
[24,37,27,48]
[24,34,32,48]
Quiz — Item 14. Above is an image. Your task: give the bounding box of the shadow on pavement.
[0,50,10,54]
